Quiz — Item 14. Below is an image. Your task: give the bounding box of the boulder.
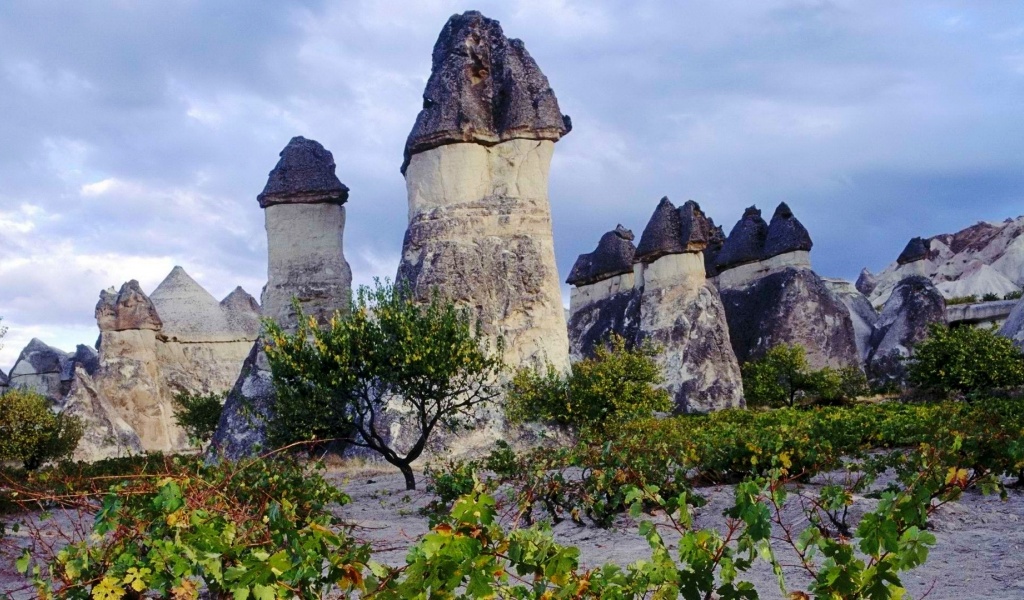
[763,202,812,258]
[998,296,1024,349]
[566,225,636,286]
[716,206,768,271]
[824,278,879,363]
[7,338,70,403]
[397,11,570,374]
[401,10,570,173]
[855,268,878,296]
[896,237,929,265]
[719,268,860,370]
[96,281,162,332]
[867,276,945,386]
[257,136,349,207]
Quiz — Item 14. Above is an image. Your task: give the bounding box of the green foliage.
[172,390,225,447]
[982,292,1001,302]
[946,294,978,305]
[506,334,670,432]
[265,279,504,489]
[18,458,369,600]
[908,323,1024,397]
[0,389,83,470]
[1004,290,1023,301]
[741,345,867,407]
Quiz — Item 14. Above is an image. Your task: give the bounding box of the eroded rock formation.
[867,276,945,387]
[714,203,859,370]
[824,278,879,363]
[397,11,570,374]
[567,198,743,413]
[998,296,1024,349]
[7,338,71,403]
[212,136,351,460]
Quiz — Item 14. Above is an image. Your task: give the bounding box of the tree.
[0,389,83,470]
[908,323,1024,397]
[265,280,504,490]
[172,391,225,448]
[506,334,670,433]
[742,345,867,408]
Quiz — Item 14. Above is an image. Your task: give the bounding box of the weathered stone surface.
[210,343,276,460]
[257,137,349,207]
[719,268,860,369]
[704,220,727,277]
[635,197,687,262]
[568,284,642,360]
[62,366,144,462]
[824,278,879,363]
[398,139,570,372]
[96,280,162,332]
[896,237,929,265]
[8,338,70,403]
[716,206,768,271]
[566,225,636,286]
[714,251,812,290]
[763,202,812,258]
[0,368,7,391]
[678,200,712,253]
[867,276,945,386]
[221,287,261,339]
[150,267,240,342]
[998,296,1024,349]
[868,217,1024,306]
[856,268,878,296]
[637,253,744,412]
[402,11,570,173]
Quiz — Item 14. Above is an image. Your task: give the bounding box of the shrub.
[946,294,978,306]
[506,334,670,432]
[742,344,866,407]
[1004,290,1023,301]
[171,390,225,447]
[982,292,1001,302]
[265,280,504,490]
[908,323,1024,397]
[0,390,82,470]
[18,458,369,599]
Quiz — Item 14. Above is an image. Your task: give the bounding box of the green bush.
[171,390,225,446]
[18,458,369,600]
[908,323,1024,397]
[0,389,82,470]
[1004,290,1023,301]
[982,292,1001,302]
[506,334,670,432]
[946,294,978,306]
[741,344,866,407]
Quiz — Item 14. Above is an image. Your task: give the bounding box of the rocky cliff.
[865,216,1024,306]
[866,276,946,387]
[396,11,571,375]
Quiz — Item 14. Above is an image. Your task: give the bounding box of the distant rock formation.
[866,276,945,387]
[714,203,859,370]
[855,268,878,296]
[998,296,1024,349]
[866,217,1024,306]
[396,10,571,376]
[824,278,879,363]
[567,197,743,413]
[62,268,258,461]
[213,136,351,460]
[8,338,72,403]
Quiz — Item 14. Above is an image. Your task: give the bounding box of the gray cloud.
[2,0,1024,367]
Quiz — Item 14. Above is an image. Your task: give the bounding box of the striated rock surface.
[401,11,570,173]
[867,276,945,386]
[856,268,878,296]
[566,225,636,286]
[763,202,812,258]
[62,366,144,462]
[824,278,879,363]
[213,137,352,460]
[998,296,1024,349]
[7,338,70,403]
[867,217,1024,306]
[96,281,163,332]
[397,12,570,375]
[716,206,768,271]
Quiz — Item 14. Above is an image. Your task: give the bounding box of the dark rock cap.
[855,268,878,296]
[678,200,711,252]
[566,225,636,286]
[635,197,686,263]
[896,237,929,265]
[402,11,570,174]
[96,280,163,332]
[716,206,768,271]
[704,220,727,277]
[763,202,813,258]
[12,338,68,375]
[62,344,99,382]
[258,136,349,208]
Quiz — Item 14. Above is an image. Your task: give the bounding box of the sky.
[2,0,1024,369]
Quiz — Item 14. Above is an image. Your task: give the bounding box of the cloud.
[2,0,1024,370]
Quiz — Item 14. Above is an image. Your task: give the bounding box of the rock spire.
[566,225,636,286]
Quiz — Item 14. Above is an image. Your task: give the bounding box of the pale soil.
[2,465,1021,599]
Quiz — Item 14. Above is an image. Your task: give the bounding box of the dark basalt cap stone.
[896,237,929,265]
[704,221,727,277]
[763,202,813,258]
[401,11,570,174]
[258,136,349,208]
[716,206,769,270]
[636,197,686,263]
[566,225,636,286]
[678,200,711,252]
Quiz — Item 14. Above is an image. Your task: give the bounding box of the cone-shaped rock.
[636,197,686,263]
[896,237,929,265]
[258,136,349,207]
[402,11,570,173]
[8,338,71,403]
[763,202,812,258]
[716,206,768,271]
[397,11,570,377]
[96,281,162,332]
[221,287,261,339]
[856,268,878,296]
[150,266,233,341]
[867,276,945,387]
[566,225,636,286]
[678,200,711,252]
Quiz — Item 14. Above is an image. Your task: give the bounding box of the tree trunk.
[399,462,417,490]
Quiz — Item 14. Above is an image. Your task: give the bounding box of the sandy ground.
[2,465,1021,599]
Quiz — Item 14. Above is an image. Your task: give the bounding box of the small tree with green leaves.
[506,335,671,432]
[742,345,867,408]
[171,391,225,448]
[0,389,82,470]
[265,280,504,490]
[909,323,1024,398]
